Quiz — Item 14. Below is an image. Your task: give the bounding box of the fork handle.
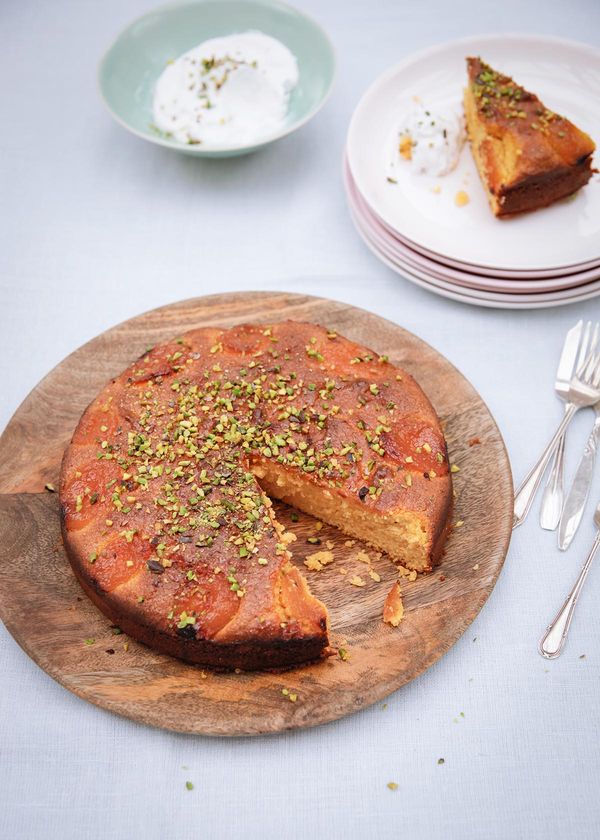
[539,531,600,658]
[513,404,578,529]
[539,409,569,531]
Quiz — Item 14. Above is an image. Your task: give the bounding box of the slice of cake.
[60,322,452,671]
[464,56,596,216]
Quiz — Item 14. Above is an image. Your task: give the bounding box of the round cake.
[60,321,452,671]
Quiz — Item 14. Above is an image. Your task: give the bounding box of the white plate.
[346,34,600,273]
[344,160,600,293]
[348,195,600,309]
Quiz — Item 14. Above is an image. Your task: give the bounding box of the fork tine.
[581,351,600,386]
[579,343,600,382]
[586,322,599,372]
[576,353,597,385]
[576,321,592,372]
[592,353,600,388]
[591,323,600,357]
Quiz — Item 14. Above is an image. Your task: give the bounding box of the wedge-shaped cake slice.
[464,57,596,216]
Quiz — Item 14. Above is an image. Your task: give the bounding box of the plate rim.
[350,205,600,309]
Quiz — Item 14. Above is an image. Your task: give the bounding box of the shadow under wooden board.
[0,291,513,736]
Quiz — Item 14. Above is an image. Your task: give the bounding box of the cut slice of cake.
[464,57,596,216]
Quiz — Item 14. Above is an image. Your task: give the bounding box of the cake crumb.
[304,557,323,571]
[454,190,470,207]
[399,134,413,160]
[387,782,399,791]
[472,563,479,571]
[338,647,350,661]
[339,567,348,575]
[326,540,335,550]
[350,575,366,587]
[304,550,334,571]
[468,437,481,447]
[369,569,381,582]
[383,581,404,627]
[356,549,371,565]
[344,540,356,547]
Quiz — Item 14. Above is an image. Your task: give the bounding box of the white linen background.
[1,1,599,838]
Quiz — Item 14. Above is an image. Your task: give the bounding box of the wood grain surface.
[0,292,513,735]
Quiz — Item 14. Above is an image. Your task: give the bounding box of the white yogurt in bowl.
[152,31,299,148]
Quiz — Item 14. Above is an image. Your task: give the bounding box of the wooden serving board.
[0,292,513,736]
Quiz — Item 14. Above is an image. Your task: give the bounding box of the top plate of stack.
[346,34,600,275]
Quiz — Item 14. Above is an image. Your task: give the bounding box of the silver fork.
[539,500,600,658]
[513,350,600,528]
[540,322,599,531]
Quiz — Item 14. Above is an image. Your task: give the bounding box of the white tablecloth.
[2,1,600,838]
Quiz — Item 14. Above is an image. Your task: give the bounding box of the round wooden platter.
[0,291,513,736]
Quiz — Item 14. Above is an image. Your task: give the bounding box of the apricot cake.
[464,57,596,216]
[60,322,452,671]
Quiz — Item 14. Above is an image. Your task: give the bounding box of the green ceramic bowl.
[98,0,335,157]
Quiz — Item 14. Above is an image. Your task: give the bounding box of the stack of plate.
[344,34,600,309]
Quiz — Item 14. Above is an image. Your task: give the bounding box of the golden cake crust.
[464,57,596,216]
[60,321,452,671]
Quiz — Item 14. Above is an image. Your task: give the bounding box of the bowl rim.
[97,0,337,154]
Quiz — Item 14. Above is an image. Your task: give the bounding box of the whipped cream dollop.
[388,102,465,179]
[152,31,299,148]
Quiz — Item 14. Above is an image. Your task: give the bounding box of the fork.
[513,350,600,528]
[540,322,598,531]
[539,500,600,658]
